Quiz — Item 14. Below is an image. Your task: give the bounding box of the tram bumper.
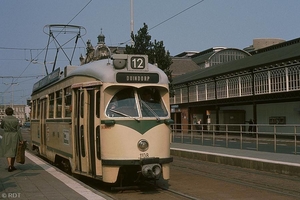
[102,157,173,181]
[140,157,172,179]
[141,164,161,179]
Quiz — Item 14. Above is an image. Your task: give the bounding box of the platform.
[170,143,300,177]
[0,150,112,200]
[1,134,300,199]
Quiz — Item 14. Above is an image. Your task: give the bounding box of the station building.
[170,37,300,131]
[0,104,26,125]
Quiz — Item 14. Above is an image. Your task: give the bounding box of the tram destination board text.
[116,72,159,83]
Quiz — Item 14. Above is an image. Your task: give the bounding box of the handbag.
[16,141,27,164]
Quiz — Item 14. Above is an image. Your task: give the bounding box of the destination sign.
[116,73,159,83]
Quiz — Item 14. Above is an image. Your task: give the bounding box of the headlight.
[137,139,149,152]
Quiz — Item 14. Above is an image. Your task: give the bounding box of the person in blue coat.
[0,107,24,172]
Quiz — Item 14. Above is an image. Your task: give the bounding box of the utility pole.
[130,0,134,46]
[3,82,19,109]
[0,92,4,106]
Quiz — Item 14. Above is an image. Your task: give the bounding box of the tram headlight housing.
[137,139,149,152]
[113,59,127,69]
[112,54,127,69]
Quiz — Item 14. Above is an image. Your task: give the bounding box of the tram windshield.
[106,87,168,119]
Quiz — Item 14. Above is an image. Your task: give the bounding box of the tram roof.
[66,59,169,84]
[32,58,170,94]
[173,38,300,85]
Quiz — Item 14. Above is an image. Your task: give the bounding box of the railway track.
[171,156,300,199]
[23,131,201,199]
[33,150,300,199]
[79,156,300,199]
[146,181,200,200]
[21,120,300,199]
[75,174,201,200]
[25,135,300,200]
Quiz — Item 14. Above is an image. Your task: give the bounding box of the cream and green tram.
[30,54,173,184]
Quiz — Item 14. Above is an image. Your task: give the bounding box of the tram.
[30,53,173,185]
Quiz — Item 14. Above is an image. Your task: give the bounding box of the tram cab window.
[106,88,138,117]
[138,87,168,117]
[106,87,168,118]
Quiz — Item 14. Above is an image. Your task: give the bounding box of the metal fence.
[171,123,300,155]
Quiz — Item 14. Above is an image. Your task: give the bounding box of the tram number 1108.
[140,153,149,159]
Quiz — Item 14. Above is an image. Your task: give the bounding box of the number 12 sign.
[129,56,148,71]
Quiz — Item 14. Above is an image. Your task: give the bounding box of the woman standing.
[0,107,23,172]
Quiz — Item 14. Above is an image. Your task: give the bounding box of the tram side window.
[56,90,62,118]
[96,126,101,159]
[80,125,85,157]
[32,100,36,119]
[64,87,72,117]
[49,93,54,118]
[80,92,84,118]
[37,99,41,119]
[96,91,100,118]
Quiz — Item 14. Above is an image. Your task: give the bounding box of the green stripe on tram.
[101,120,164,134]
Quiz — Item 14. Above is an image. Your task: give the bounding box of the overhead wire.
[1,0,93,101]
[2,0,203,103]
[149,0,205,31]
[120,0,205,45]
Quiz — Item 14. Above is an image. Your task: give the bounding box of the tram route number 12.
[130,56,145,69]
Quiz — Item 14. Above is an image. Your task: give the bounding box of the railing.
[171,123,300,155]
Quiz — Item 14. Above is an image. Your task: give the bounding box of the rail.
[171,123,300,155]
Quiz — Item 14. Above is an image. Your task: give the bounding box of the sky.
[1,0,300,105]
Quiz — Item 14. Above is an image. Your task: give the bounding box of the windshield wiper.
[140,100,160,121]
[110,109,140,122]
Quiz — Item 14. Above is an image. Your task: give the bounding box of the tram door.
[74,87,99,176]
[40,98,47,156]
